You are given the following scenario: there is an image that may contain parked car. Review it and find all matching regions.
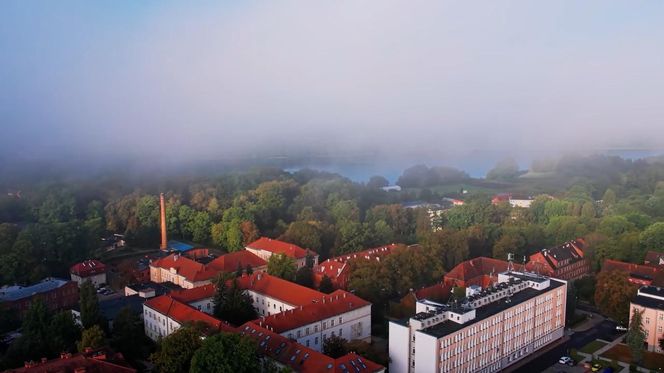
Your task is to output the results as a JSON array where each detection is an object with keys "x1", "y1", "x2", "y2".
[
  {"x1": 558, "y1": 356, "x2": 574, "y2": 366},
  {"x1": 615, "y1": 325, "x2": 628, "y2": 332},
  {"x1": 591, "y1": 362, "x2": 603, "y2": 372}
]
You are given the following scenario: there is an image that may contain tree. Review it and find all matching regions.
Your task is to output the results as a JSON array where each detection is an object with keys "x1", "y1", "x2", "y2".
[
  {"x1": 366, "y1": 176, "x2": 389, "y2": 189},
  {"x1": 626, "y1": 309, "x2": 646, "y2": 364},
  {"x1": 151, "y1": 326, "x2": 203, "y2": 373},
  {"x1": 594, "y1": 270, "x2": 638, "y2": 325},
  {"x1": 322, "y1": 335, "x2": 347, "y2": 358},
  {"x1": 319, "y1": 275, "x2": 334, "y2": 294},
  {"x1": 640, "y1": 222, "x2": 664, "y2": 251},
  {"x1": 295, "y1": 266, "x2": 314, "y2": 288},
  {"x1": 279, "y1": 221, "x2": 322, "y2": 252},
  {"x1": 486, "y1": 158, "x2": 520, "y2": 180},
  {"x1": 213, "y1": 277, "x2": 257, "y2": 326},
  {"x1": 20, "y1": 298, "x2": 52, "y2": 359},
  {"x1": 566, "y1": 281, "x2": 577, "y2": 325},
  {"x1": 111, "y1": 307, "x2": 147, "y2": 360},
  {"x1": 50, "y1": 311, "x2": 81, "y2": 353},
  {"x1": 603, "y1": 188, "x2": 617, "y2": 206},
  {"x1": 189, "y1": 333, "x2": 259, "y2": 373},
  {"x1": 77, "y1": 325, "x2": 105, "y2": 352},
  {"x1": 80, "y1": 281, "x2": 102, "y2": 329},
  {"x1": 267, "y1": 254, "x2": 296, "y2": 281}
]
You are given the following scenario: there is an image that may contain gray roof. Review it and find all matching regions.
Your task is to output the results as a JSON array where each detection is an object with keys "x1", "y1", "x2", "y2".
[{"x1": 0, "y1": 278, "x2": 70, "y2": 302}]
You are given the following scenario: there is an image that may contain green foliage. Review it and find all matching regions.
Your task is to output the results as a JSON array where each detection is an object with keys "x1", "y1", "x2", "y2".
[
  {"x1": 111, "y1": 307, "x2": 149, "y2": 360},
  {"x1": 150, "y1": 326, "x2": 203, "y2": 373},
  {"x1": 295, "y1": 266, "x2": 314, "y2": 288},
  {"x1": 213, "y1": 277, "x2": 258, "y2": 326},
  {"x1": 486, "y1": 158, "x2": 520, "y2": 180},
  {"x1": 319, "y1": 275, "x2": 334, "y2": 294},
  {"x1": 626, "y1": 309, "x2": 646, "y2": 364},
  {"x1": 267, "y1": 254, "x2": 297, "y2": 281},
  {"x1": 189, "y1": 333, "x2": 259, "y2": 373},
  {"x1": 322, "y1": 335, "x2": 348, "y2": 358},
  {"x1": 279, "y1": 221, "x2": 322, "y2": 252},
  {"x1": 366, "y1": 176, "x2": 389, "y2": 189},
  {"x1": 77, "y1": 325, "x2": 106, "y2": 352},
  {"x1": 80, "y1": 281, "x2": 102, "y2": 329},
  {"x1": 640, "y1": 222, "x2": 664, "y2": 251},
  {"x1": 50, "y1": 311, "x2": 81, "y2": 353}
]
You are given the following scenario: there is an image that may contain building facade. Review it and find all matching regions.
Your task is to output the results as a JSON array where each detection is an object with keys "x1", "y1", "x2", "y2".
[
  {"x1": 528, "y1": 239, "x2": 590, "y2": 281},
  {"x1": 246, "y1": 237, "x2": 318, "y2": 269},
  {"x1": 630, "y1": 286, "x2": 664, "y2": 353},
  {"x1": 389, "y1": 271, "x2": 567, "y2": 373},
  {"x1": 0, "y1": 278, "x2": 79, "y2": 317},
  {"x1": 70, "y1": 260, "x2": 107, "y2": 287}
]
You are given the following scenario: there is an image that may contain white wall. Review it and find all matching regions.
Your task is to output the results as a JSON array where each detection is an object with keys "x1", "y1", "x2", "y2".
[
  {"x1": 143, "y1": 304, "x2": 182, "y2": 341},
  {"x1": 413, "y1": 332, "x2": 439, "y2": 373},
  {"x1": 71, "y1": 273, "x2": 106, "y2": 287},
  {"x1": 389, "y1": 321, "x2": 411, "y2": 373}
]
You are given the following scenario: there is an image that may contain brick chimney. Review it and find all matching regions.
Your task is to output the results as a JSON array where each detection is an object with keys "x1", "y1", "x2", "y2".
[{"x1": 160, "y1": 193, "x2": 167, "y2": 250}]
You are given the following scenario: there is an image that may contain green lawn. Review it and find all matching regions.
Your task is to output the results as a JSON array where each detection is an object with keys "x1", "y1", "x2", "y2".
[{"x1": 580, "y1": 340, "x2": 608, "y2": 355}]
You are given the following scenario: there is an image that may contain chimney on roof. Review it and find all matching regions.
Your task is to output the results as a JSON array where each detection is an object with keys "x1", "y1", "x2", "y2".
[{"x1": 160, "y1": 193, "x2": 168, "y2": 250}]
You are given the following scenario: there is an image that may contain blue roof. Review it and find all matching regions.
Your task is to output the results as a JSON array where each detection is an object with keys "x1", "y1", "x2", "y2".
[
  {"x1": 0, "y1": 278, "x2": 70, "y2": 302},
  {"x1": 167, "y1": 240, "x2": 194, "y2": 252}
]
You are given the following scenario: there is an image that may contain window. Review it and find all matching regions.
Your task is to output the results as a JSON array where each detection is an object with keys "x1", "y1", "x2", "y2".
[
  {"x1": 306, "y1": 327, "x2": 310, "y2": 335},
  {"x1": 339, "y1": 317, "x2": 342, "y2": 324},
  {"x1": 331, "y1": 320, "x2": 335, "y2": 327},
  {"x1": 646, "y1": 317, "x2": 650, "y2": 324},
  {"x1": 315, "y1": 337, "x2": 319, "y2": 345}
]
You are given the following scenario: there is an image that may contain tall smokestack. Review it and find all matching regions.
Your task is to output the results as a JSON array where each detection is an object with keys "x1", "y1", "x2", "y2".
[{"x1": 160, "y1": 193, "x2": 167, "y2": 250}]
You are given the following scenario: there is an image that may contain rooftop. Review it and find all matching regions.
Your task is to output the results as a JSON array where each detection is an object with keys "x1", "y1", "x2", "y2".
[
  {"x1": 6, "y1": 349, "x2": 135, "y2": 373},
  {"x1": 419, "y1": 278, "x2": 565, "y2": 338},
  {"x1": 0, "y1": 278, "x2": 72, "y2": 302},
  {"x1": 144, "y1": 295, "x2": 234, "y2": 332},
  {"x1": 70, "y1": 260, "x2": 107, "y2": 277},
  {"x1": 602, "y1": 259, "x2": 664, "y2": 286},
  {"x1": 236, "y1": 273, "x2": 324, "y2": 306},
  {"x1": 246, "y1": 237, "x2": 315, "y2": 259},
  {"x1": 259, "y1": 290, "x2": 370, "y2": 332},
  {"x1": 208, "y1": 250, "x2": 267, "y2": 272},
  {"x1": 167, "y1": 240, "x2": 195, "y2": 252}
]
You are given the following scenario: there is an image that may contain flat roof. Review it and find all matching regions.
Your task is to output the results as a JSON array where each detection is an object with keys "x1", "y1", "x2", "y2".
[
  {"x1": 632, "y1": 294, "x2": 664, "y2": 311},
  {"x1": 639, "y1": 285, "x2": 664, "y2": 298},
  {"x1": 168, "y1": 240, "x2": 195, "y2": 252},
  {"x1": 0, "y1": 278, "x2": 70, "y2": 302},
  {"x1": 419, "y1": 278, "x2": 565, "y2": 339}
]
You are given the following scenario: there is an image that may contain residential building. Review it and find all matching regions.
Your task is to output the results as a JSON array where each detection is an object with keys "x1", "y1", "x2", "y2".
[
  {"x1": 389, "y1": 271, "x2": 567, "y2": 373},
  {"x1": 6, "y1": 349, "x2": 136, "y2": 373},
  {"x1": 443, "y1": 257, "x2": 528, "y2": 289},
  {"x1": 528, "y1": 239, "x2": 590, "y2": 281},
  {"x1": 149, "y1": 250, "x2": 267, "y2": 289},
  {"x1": 246, "y1": 237, "x2": 319, "y2": 269},
  {"x1": 236, "y1": 272, "x2": 326, "y2": 316},
  {"x1": 143, "y1": 293, "x2": 235, "y2": 341},
  {"x1": 601, "y1": 259, "x2": 664, "y2": 286},
  {"x1": 258, "y1": 289, "x2": 371, "y2": 351},
  {"x1": 630, "y1": 286, "x2": 664, "y2": 353},
  {"x1": 240, "y1": 322, "x2": 385, "y2": 372},
  {"x1": 644, "y1": 251, "x2": 664, "y2": 267},
  {"x1": 313, "y1": 244, "x2": 404, "y2": 289},
  {"x1": 0, "y1": 278, "x2": 79, "y2": 317},
  {"x1": 70, "y1": 259, "x2": 107, "y2": 287}
]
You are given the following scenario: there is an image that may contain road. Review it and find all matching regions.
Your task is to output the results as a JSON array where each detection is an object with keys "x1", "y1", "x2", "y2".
[{"x1": 513, "y1": 319, "x2": 622, "y2": 373}]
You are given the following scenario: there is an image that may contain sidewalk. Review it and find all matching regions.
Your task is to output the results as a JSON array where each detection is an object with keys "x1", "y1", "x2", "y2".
[{"x1": 576, "y1": 334, "x2": 629, "y2": 373}]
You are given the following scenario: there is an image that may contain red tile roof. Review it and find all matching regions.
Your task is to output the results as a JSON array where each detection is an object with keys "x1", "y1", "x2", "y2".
[
  {"x1": 169, "y1": 283, "x2": 216, "y2": 303},
  {"x1": 444, "y1": 257, "x2": 526, "y2": 287},
  {"x1": 150, "y1": 254, "x2": 217, "y2": 282},
  {"x1": 644, "y1": 251, "x2": 664, "y2": 267},
  {"x1": 144, "y1": 295, "x2": 234, "y2": 332},
  {"x1": 70, "y1": 260, "x2": 107, "y2": 277},
  {"x1": 246, "y1": 237, "x2": 314, "y2": 259},
  {"x1": 259, "y1": 290, "x2": 370, "y2": 333},
  {"x1": 314, "y1": 260, "x2": 348, "y2": 279},
  {"x1": 236, "y1": 273, "x2": 324, "y2": 306},
  {"x1": 331, "y1": 244, "x2": 403, "y2": 264},
  {"x1": 602, "y1": 259, "x2": 664, "y2": 286},
  {"x1": 530, "y1": 239, "x2": 586, "y2": 270},
  {"x1": 239, "y1": 322, "x2": 383, "y2": 373},
  {"x1": 7, "y1": 350, "x2": 136, "y2": 373},
  {"x1": 208, "y1": 250, "x2": 267, "y2": 272},
  {"x1": 413, "y1": 282, "x2": 453, "y2": 303}
]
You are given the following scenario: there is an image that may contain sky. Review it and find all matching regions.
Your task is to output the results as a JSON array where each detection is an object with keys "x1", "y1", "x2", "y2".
[{"x1": 1, "y1": 1, "x2": 663, "y2": 173}]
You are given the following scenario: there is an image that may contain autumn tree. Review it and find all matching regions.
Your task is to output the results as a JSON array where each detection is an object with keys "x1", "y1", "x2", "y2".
[{"x1": 594, "y1": 270, "x2": 638, "y2": 325}]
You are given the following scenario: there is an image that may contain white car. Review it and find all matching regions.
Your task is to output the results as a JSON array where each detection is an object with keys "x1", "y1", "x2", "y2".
[
  {"x1": 616, "y1": 325, "x2": 628, "y2": 332},
  {"x1": 558, "y1": 356, "x2": 574, "y2": 366}
]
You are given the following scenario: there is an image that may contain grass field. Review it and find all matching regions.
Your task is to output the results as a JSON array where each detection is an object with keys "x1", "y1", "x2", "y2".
[
  {"x1": 600, "y1": 343, "x2": 664, "y2": 370},
  {"x1": 579, "y1": 340, "x2": 608, "y2": 355}
]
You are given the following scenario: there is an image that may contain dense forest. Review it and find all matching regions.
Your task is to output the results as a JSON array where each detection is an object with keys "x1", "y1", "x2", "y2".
[{"x1": 1, "y1": 154, "x2": 664, "y2": 297}]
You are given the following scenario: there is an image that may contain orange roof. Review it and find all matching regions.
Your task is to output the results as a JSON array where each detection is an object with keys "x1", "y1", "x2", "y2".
[
  {"x1": 260, "y1": 290, "x2": 370, "y2": 333},
  {"x1": 7, "y1": 349, "x2": 136, "y2": 373},
  {"x1": 246, "y1": 237, "x2": 314, "y2": 259},
  {"x1": 239, "y1": 322, "x2": 383, "y2": 373},
  {"x1": 208, "y1": 250, "x2": 267, "y2": 272},
  {"x1": 169, "y1": 283, "x2": 216, "y2": 303},
  {"x1": 70, "y1": 259, "x2": 106, "y2": 277},
  {"x1": 331, "y1": 244, "x2": 403, "y2": 264},
  {"x1": 445, "y1": 257, "x2": 523, "y2": 284},
  {"x1": 602, "y1": 259, "x2": 664, "y2": 286},
  {"x1": 236, "y1": 273, "x2": 324, "y2": 306},
  {"x1": 150, "y1": 254, "x2": 217, "y2": 282},
  {"x1": 144, "y1": 295, "x2": 234, "y2": 332},
  {"x1": 314, "y1": 260, "x2": 348, "y2": 279},
  {"x1": 414, "y1": 282, "x2": 453, "y2": 303}
]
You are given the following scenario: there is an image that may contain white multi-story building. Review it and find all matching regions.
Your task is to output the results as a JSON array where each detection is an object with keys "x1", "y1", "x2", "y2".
[
  {"x1": 257, "y1": 289, "x2": 372, "y2": 352},
  {"x1": 389, "y1": 271, "x2": 567, "y2": 373},
  {"x1": 630, "y1": 286, "x2": 664, "y2": 353}
]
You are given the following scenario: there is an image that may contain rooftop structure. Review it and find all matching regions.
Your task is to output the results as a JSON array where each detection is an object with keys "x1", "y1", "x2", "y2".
[
  {"x1": 0, "y1": 278, "x2": 72, "y2": 302},
  {"x1": 239, "y1": 322, "x2": 385, "y2": 373},
  {"x1": 390, "y1": 271, "x2": 567, "y2": 373},
  {"x1": 70, "y1": 260, "x2": 107, "y2": 287},
  {"x1": 246, "y1": 237, "x2": 319, "y2": 269},
  {"x1": 207, "y1": 250, "x2": 267, "y2": 273},
  {"x1": 602, "y1": 259, "x2": 664, "y2": 286},
  {"x1": 236, "y1": 272, "x2": 325, "y2": 309},
  {"x1": 529, "y1": 239, "x2": 590, "y2": 281},
  {"x1": 644, "y1": 251, "x2": 664, "y2": 267},
  {"x1": 6, "y1": 349, "x2": 136, "y2": 373},
  {"x1": 630, "y1": 285, "x2": 664, "y2": 353},
  {"x1": 443, "y1": 256, "x2": 528, "y2": 288}
]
